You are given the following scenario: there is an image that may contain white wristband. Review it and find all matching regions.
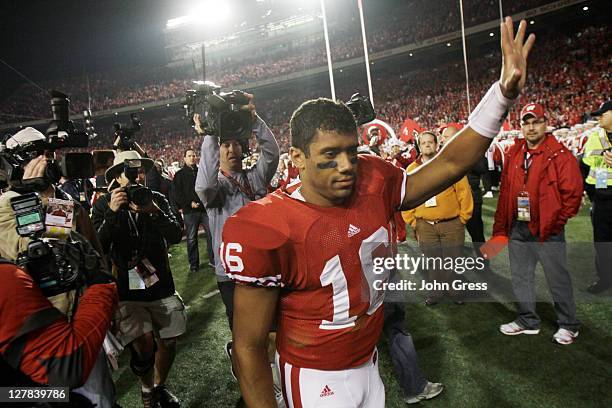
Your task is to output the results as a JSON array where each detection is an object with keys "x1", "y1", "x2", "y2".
[{"x1": 468, "y1": 81, "x2": 515, "y2": 139}]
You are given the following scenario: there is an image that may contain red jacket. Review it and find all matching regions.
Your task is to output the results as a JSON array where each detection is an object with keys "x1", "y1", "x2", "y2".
[
  {"x1": 493, "y1": 135, "x2": 583, "y2": 241},
  {"x1": 0, "y1": 263, "x2": 117, "y2": 387}
]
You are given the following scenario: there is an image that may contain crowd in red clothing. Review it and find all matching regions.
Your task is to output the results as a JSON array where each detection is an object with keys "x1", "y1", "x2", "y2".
[
  {"x1": 0, "y1": 0, "x2": 567, "y2": 123},
  {"x1": 58, "y1": 22, "x2": 607, "y2": 168}
]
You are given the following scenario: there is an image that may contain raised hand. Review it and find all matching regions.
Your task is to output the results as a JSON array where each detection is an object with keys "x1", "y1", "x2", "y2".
[{"x1": 499, "y1": 16, "x2": 536, "y2": 99}]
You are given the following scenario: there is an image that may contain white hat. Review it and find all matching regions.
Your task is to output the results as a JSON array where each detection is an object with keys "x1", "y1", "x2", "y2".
[
  {"x1": 386, "y1": 138, "x2": 403, "y2": 148},
  {"x1": 104, "y1": 150, "x2": 154, "y2": 183},
  {"x1": 5, "y1": 127, "x2": 46, "y2": 150}
]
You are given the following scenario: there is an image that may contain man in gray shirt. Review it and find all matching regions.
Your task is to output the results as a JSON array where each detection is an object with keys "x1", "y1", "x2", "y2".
[{"x1": 194, "y1": 99, "x2": 279, "y2": 330}]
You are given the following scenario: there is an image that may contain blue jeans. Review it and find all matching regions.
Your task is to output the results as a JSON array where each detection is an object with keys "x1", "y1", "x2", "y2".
[
  {"x1": 183, "y1": 211, "x2": 214, "y2": 271},
  {"x1": 383, "y1": 301, "x2": 428, "y2": 398}
]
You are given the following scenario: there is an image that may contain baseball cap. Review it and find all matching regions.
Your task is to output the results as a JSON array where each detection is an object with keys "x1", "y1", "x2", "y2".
[
  {"x1": 520, "y1": 103, "x2": 546, "y2": 121},
  {"x1": 591, "y1": 100, "x2": 612, "y2": 117},
  {"x1": 439, "y1": 122, "x2": 463, "y2": 134}
]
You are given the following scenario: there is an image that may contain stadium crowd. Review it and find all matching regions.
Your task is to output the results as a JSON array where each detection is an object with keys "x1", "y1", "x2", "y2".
[
  {"x1": 63, "y1": 23, "x2": 605, "y2": 167},
  {"x1": 0, "y1": 0, "x2": 569, "y2": 123},
  {"x1": 2, "y1": 0, "x2": 611, "y2": 404}
]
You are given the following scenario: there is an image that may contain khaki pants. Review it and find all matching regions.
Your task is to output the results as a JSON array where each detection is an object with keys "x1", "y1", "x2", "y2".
[{"x1": 415, "y1": 217, "x2": 465, "y2": 299}]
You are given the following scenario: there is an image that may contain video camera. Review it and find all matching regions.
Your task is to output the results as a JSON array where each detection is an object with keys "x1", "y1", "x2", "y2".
[
  {"x1": 0, "y1": 91, "x2": 93, "y2": 192},
  {"x1": 113, "y1": 114, "x2": 142, "y2": 151},
  {"x1": 10, "y1": 193, "x2": 96, "y2": 297},
  {"x1": 184, "y1": 81, "x2": 253, "y2": 143},
  {"x1": 345, "y1": 93, "x2": 376, "y2": 126}
]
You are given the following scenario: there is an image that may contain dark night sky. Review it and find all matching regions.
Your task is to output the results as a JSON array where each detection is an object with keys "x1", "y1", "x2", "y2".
[
  {"x1": 0, "y1": 0, "x2": 334, "y2": 98},
  {"x1": 0, "y1": 0, "x2": 181, "y2": 95}
]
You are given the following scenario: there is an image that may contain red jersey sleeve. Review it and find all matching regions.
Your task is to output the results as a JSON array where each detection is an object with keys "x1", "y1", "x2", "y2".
[
  {"x1": 0, "y1": 264, "x2": 117, "y2": 387},
  {"x1": 221, "y1": 199, "x2": 290, "y2": 288},
  {"x1": 358, "y1": 155, "x2": 407, "y2": 216}
]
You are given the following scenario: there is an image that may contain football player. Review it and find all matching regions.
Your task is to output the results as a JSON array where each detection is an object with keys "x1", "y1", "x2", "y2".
[{"x1": 222, "y1": 17, "x2": 535, "y2": 408}]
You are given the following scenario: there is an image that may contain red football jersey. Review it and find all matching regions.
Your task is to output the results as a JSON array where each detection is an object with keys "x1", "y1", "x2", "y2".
[{"x1": 221, "y1": 155, "x2": 406, "y2": 370}]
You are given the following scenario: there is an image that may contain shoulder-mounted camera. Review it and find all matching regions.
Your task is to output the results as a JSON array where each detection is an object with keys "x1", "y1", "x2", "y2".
[
  {"x1": 0, "y1": 91, "x2": 94, "y2": 192},
  {"x1": 184, "y1": 81, "x2": 253, "y2": 143},
  {"x1": 113, "y1": 114, "x2": 142, "y2": 151}
]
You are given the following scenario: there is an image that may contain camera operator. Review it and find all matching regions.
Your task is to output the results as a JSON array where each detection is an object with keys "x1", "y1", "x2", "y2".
[
  {"x1": 1, "y1": 127, "x2": 121, "y2": 407},
  {"x1": 3, "y1": 128, "x2": 105, "y2": 259},
  {"x1": 194, "y1": 94, "x2": 279, "y2": 330},
  {"x1": 91, "y1": 150, "x2": 185, "y2": 408},
  {"x1": 0, "y1": 168, "x2": 117, "y2": 405}
]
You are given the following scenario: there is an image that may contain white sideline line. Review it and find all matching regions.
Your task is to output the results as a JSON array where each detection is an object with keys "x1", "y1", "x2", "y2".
[{"x1": 202, "y1": 289, "x2": 220, "y2": 299}]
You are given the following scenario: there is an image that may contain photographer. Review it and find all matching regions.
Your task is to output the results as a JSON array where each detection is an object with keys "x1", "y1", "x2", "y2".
[
  {"x1": 1, "y1": 127, "x2": 121, "y2": 406},
  {"x1": 3, "y1": 128, "x2": 105, "y2": 259},
  {"x1": 0, "y1": 188, "x2": 117, "y2": 403},
  {"x1": 194, "y1": 94, "x2": 279, "y2": 330},
  {"x1": 91, "y1": 150, "x2": 184, "y2": 408}
]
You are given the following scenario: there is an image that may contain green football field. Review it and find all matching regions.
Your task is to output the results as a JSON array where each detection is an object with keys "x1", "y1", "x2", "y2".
[{"x1": 112, "y1": 197, "x2": 612, "y2": 408}]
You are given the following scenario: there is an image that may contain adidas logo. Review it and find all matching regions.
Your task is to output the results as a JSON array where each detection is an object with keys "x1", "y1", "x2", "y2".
[
  {"x1": 320, "y1": 385, "x2": 335, "y2": 398},
  {"x1": 348, "y1": 224, "x2": 361, "y2": 237}
]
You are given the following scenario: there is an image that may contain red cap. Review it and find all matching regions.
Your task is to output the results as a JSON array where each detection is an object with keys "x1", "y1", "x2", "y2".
[
  {"x1": 439, "y1": 122, "x2": 463, "y2": 134},
  {"x1": 520, "y1": 103, "x2": 546, "y2": 121}
]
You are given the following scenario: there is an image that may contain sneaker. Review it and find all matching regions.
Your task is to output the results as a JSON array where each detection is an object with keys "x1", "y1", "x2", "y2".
[
  {"x1": 154, "y1": 385, "x2": 180, "y2": 408},
  {"x1": 225, "y1": 341, "x2": 237, "y2": 381},
  {"x1": 499, "y1": 321, "x2": 540, "y2": 336},
  {"x1": 424, "y1": 297, "x2": 439, "y2": 306},
  {"x1": 587, "y1": 280, "x2": 612, "y2": 294},
  {"x1": 271, "y1": 363, "x2": 286, "y2": 408},
  {"x1": 552, "y1": 328, "x2": 579, "y2": 345},
  {"x1": 405, "y1": 381, "x2": 444, "y2": 404},
  {"x1": 141, "y1": 389, "x2": 160, "y2": 408},
  {"x1": 483, "y1": 191, "x2": 494, "y2": 198}
]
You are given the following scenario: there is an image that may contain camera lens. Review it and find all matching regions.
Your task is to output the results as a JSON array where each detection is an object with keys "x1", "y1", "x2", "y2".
[{"x1": 129, "y1": 185, "x2": 153, "y2": 206}]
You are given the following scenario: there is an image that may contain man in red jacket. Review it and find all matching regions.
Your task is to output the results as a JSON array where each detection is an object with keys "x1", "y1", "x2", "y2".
[{"x1": 493, "y1": 103, "x2": 583, "y2": 345}]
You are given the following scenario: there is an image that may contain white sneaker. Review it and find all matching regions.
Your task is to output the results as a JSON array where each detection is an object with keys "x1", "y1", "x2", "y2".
[
  {"x1": 483, "y1": 191, "x2": 494, "y2": 198},
  {"x1": 499, "y1": 321, "x2": 540, "y2": 335},
  {"x1": 405, "y1": 381, "x2": 444, "y2": 404},
  {"x1": 552, "y1": 328, "x2": 579, "y2": 345}
]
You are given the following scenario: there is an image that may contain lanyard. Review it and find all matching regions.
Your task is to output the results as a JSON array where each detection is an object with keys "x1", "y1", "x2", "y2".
[
  {"x1": 220, "y1": 169, "x2": 256, "y2": 201},
  {"x1": 523, "y1": 149, "x2": 532, "y2": 187}
]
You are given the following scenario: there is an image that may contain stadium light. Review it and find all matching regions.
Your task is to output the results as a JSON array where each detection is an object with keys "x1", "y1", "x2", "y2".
[
  {"x1": 446, "y1": 42, "x2": 451, "y2": 47},
  {"x1": 530, "y1": 20, "x2": 535, "y2": 25},
  {"x1": 489, "y1": 32, "x2": 495, "y2": 37},
  {"x1": 583, "y1": 6, "x2": 589, "y2": 11},
  {"x1": 166, "y1": 1, "x2": 230, "y2": 29},
  {"x1": 409, "y1": 53, "x2": 413, "y2": 56}
]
